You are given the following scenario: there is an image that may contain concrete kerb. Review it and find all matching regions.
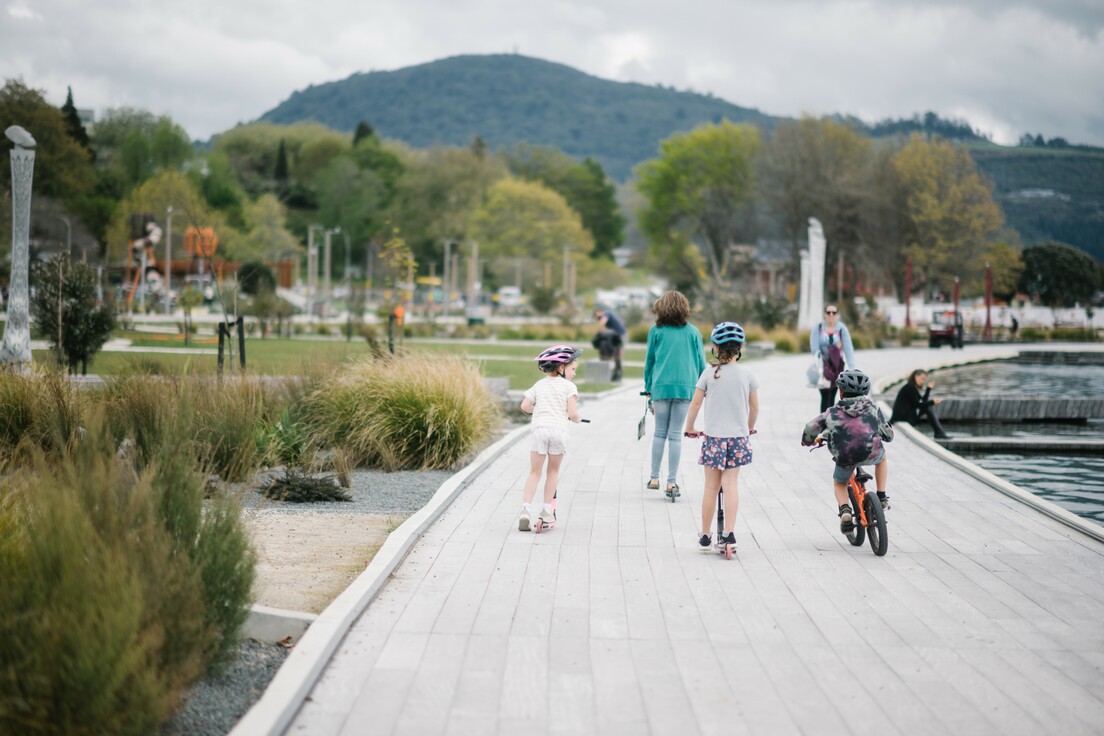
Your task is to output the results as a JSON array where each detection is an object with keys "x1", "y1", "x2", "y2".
[
  {"x1": 229, "y1": 422, "x2": 531, "y2": 736},
  {"x1": 874, "y1": 360, "x2": 1104, "y2": 546}
]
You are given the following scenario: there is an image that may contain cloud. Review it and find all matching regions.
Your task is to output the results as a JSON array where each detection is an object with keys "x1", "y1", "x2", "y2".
[{"x1": 0, "y1": 0, "x2": 1100, "y2": 147}]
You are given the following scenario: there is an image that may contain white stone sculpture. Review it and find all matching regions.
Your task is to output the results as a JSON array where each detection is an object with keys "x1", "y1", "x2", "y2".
[{"x1": 1, "y1": 125, "x2": 36, "y2": 370}]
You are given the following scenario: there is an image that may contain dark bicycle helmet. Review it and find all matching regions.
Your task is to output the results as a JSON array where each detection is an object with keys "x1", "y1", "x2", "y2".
[
  {"x1": 836, "y1": 369, "x2": 871, "y2": 396},
  {"x1": 710, "y1": 321, "x2": 745, "y2": 345},
  {"x1": 536, "y1": 345, "x2": 582, "y2": 371}
]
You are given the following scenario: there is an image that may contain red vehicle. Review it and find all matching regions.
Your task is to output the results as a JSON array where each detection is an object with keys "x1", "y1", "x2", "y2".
[{"x1": 929, "y1": 310, "x2": 964, "y2": 349}]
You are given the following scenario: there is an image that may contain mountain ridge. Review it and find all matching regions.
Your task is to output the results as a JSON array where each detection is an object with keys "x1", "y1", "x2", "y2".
[{"x1": 257, "y1": 54, "x2": 1104, "y2": 258}]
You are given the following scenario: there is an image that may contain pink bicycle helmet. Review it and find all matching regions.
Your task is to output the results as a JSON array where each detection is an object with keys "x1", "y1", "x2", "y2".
[{"x1": 536, "y1": 345, "x2": 583, "y2": 372}]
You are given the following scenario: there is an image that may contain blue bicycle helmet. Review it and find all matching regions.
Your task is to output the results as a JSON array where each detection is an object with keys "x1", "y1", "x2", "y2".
[
  {"x1": 836, "y1": 369, "x2": 871, "y2": 396},
  {"x1": 710, "y1": 321, "x2": 745, "y2": 345}
]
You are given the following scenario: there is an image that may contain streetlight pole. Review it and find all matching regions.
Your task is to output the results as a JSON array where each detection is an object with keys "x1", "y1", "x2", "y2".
[
  {"x1": 341, "y1": 229, "x2": 351, "y2": 295},
  {"x1": 307, "y1": 224, "x2": 324, "y2": 313},
  {"x1": 443, "y1": 239, "x2": 452, "y2": 316},
  {"x1": 164, "y1": 206, "x2": 173, "y2": 314},
  {"x1": 58, "y1": 215, "x2": 71, "y2": 258}
]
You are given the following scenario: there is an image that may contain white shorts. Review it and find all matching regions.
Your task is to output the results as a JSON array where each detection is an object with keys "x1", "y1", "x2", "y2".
[{"x1": 530, "y1": 427, "x2": 568, "y2": 455}]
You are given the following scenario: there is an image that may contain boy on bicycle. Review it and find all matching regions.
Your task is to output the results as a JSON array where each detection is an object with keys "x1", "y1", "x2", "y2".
[{"x1": 801, "y1": 369, "x2": 893, "y2": 533}]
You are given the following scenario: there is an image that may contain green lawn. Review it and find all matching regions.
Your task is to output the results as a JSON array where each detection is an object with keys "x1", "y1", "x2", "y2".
[{"x1": 37, "y1": 335, "x2": 644, "y2": 390}]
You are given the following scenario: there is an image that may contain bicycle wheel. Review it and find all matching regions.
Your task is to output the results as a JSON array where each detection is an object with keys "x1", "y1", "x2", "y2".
[
  {"x1": 863, "y1": 492, "x2": 888, "y2": 556},
  {"x1": 845, "y1": 484, "x2": 865, "y2": 546}
]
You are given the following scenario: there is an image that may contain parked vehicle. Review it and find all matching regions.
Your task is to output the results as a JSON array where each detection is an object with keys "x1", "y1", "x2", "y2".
[{"x1": 929, "y1": 310, "x2": 964, "y2": 348}]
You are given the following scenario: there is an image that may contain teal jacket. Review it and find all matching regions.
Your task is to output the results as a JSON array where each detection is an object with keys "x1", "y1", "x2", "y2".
[{"x1": 644, "y1": 323, "x2": 707, "y2": 400}]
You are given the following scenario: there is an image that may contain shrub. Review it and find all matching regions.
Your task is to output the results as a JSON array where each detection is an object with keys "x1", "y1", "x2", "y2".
[
  {"x1": 1051, "y1": 326, "x2": 1097, "y2": 342},
  {"x1": 766, "y1": 327, "x2": 799, "y2": 353},
  {"x1": 1019, "y1": 326, "x2": 1047, "y2": 341},
  {"x1": 628, "y1": 324, "x2": 650, "y2": 344},
  {"x1": 258, "y1": 406, "x2": 314, "y2": 467},
  {"x1": 308, "y1": 354, "x2": 501, "y2": 470},
  {"x1": 0, "y1": 410, "x2": 256, "y2": 736}
]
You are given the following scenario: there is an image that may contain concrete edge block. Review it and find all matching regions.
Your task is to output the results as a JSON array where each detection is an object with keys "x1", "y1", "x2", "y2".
[{"x1": 242, "y1": 605, "x2": 318, "y2": 645}]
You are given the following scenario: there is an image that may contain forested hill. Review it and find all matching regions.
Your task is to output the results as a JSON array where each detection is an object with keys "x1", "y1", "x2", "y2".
[
  {"x1": 258, "y1": 53, "x2": 1104, "y2": 257},
  {"x1": 257, "y1": 54, "x2": 778, "y2": 181}
]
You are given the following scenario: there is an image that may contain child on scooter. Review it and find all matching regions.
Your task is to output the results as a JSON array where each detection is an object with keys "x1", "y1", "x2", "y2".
[
  {"x1": 683, "y1": 322, "x2": 759, "y2": 553},
  {"x1": 518, "y1": 345, "x2": 583, "y2": 531},
  {"x1": 801, "y1": 369, "x2": 894, "y2": 533}
]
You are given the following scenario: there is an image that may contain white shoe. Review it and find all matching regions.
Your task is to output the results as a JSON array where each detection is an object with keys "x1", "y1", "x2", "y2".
[{"x1": 518, "y1": 508, "x2": 531, "y2": 532}]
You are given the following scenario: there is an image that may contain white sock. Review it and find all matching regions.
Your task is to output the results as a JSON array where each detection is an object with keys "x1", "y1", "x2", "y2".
[{"x1": 542, "y1": 503, "x2": 553, "y2": 512}]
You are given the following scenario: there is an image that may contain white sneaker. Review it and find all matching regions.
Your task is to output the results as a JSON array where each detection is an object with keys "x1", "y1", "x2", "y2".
[
  {"x1": 538, "y1": 508, "x2": 555, "y2": 525},
  {"x1": 518, "y1": 508, "x2": 531, "y2": 532}
]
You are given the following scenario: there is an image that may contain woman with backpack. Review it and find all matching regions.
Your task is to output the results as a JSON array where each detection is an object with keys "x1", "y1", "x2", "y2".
[{"x1": 810, "y1": 304, "x2": 857, "y2": 412}]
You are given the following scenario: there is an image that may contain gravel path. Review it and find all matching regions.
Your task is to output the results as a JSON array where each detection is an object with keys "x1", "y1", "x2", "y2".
[{"x1": 161, "y1": 465, "x2": 459, "y2": 735}]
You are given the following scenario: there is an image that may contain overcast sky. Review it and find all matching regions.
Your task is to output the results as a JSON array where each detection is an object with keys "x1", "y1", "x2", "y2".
[{"x1": 2, "y1": 0, "x2": 1102, "y2": 148}]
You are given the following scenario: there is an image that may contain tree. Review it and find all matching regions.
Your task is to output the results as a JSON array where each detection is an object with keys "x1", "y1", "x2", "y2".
[
  {"x1": 352, "y1": 121, "x2": 375, "y2": 146},
  {"x1": 468, "y1": 178, "x2": 594, "y2": 293},
  {"x1": 92, "y1": 108, "x2": 192, "y2": 192},
  {"x1": 893, "y1": 135, "x2": 1005, "y2": 298},
  {"x1": 973, "y1": 241, "x2": 1023, "y2": 300},
  {"x1": 387, "y1": 144, "x2": 506, "y2": 268},
  {"x1": 760, "y1": 117, "x2": 885, "y2": 285},
  {"x1": 0, "y1": 79, "x2": 94, "y2": 200},
  {"x1": 30, "y1": 255, "x2": 116, "y2": 374},
  {"x1": 237, "y1": 261, "x2": 277, "y2": 295},
  {"x1": 636, "y1": 121, "x2": 760, "y2": 293},
  {"x1": 1017, "y1": 243, "x2": 1102, "y2": 307},
  {"x1": 274, "y1": 139, "x2": 289, "y2": 184},
  {"x1": 60, "y1": 86, "x2": 93, "y2": 158},
  {"x1": 105, "y1": 170, "x2": 214, "y2": 264},
  {"x1": 506, "y1": 144, "x2": 625, "y2": 260},
  {"x1": 236, "y1": 194, "x2": 300, "y2": 263}
]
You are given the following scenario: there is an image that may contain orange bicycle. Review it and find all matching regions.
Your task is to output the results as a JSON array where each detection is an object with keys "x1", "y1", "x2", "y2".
[
  {"x1": 843, "y1": 467, "x2": 888, "y2": 556},
  {"x1": 811, "y1": 441, "x2": 888, "y2": 556}
]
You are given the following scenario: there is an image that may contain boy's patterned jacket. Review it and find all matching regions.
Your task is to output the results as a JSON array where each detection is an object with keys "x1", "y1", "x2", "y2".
[{"x1": 801, "y1": 396, "x2": 894, "y2": 467}]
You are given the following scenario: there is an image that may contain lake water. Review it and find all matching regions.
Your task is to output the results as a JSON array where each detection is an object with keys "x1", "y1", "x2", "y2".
[
  {"x1": 927, "y1": 359, "x2": 1104, "y2": 527},
  {"x1": 959, "y1": 453, "x2": 1104, "y2": 526},
  {"x1": 931, "y1": 361, "x2": 1104, "y2": 398}
]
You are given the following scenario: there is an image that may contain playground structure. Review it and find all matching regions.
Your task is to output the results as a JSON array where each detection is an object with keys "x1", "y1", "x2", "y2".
[{"x1": 123, "y1": 213, "x2": 235, "y2": 311}]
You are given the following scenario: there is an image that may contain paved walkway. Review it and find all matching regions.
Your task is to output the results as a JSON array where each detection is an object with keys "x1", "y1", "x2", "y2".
[{"x1": 287, "y1": 346, "x2": 1104, "y2": 736}]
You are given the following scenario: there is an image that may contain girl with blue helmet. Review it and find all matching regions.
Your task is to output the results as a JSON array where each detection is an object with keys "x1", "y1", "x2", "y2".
[{"x1": 683, "y1": 321, "x2": 760, "y2": 554}]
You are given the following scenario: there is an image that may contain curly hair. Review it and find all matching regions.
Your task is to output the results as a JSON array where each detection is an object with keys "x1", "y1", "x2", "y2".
[{"x1": 652, "y1": 290, "x2": 691, "y2": 327}]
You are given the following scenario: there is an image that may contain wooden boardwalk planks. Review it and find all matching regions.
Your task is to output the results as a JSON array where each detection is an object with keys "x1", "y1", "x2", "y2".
[{"x1": 289, "y1": 346, "x2": 1104, "y2": 736}]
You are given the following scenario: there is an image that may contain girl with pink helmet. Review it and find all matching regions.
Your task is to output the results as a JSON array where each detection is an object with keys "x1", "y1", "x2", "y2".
[{"x1": 518, "y1": 345, "x2": 583, "y2": 531}]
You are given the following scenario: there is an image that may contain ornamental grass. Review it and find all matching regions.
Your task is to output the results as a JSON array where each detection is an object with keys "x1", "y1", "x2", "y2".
[{"x1": 307, "y1": 353, "x2": 501, "y2": 471}]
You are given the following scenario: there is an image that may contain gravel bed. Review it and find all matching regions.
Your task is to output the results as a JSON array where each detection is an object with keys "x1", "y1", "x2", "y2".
[
  {"x1": 239, "y1": 467, "x2": 456, "y2": 515},
  {"x1": 159, "y1": 640, "x2": 288, "y2": 736},
  {"x1": 162, "y1": 466, "x2": 456, "y2": 735}
]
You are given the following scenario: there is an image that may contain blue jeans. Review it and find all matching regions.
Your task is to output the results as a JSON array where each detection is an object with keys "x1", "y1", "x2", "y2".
[{"x1": 650, "y1": 399, "x2": 690, "y2": 485}]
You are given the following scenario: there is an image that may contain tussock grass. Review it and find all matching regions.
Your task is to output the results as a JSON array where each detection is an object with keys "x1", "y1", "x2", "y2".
[
  {"x1": 0, "y1": 371, "x2": 85, "y2": 464},
  {"x1": 308, "y1": 354, "x2": 501, "y2": 471},
  {"x1": 191, "y1": 378, "x2": 266, "y2": 483}
]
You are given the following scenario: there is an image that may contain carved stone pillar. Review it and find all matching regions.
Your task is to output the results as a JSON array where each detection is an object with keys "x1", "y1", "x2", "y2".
[{"x1": 1, "y1": 126, "x2": 36, "y2": 371}]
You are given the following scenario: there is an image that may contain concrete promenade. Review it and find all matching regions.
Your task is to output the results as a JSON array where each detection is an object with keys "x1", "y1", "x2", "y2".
[{"x1": 286, "y1": 346, "x2": 1104, "y2": 735}]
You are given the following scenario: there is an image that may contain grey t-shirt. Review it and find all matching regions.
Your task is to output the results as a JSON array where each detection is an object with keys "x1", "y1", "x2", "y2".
[{"x1": 695, "y1": 363, "x2": 760, "y2": 438}]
